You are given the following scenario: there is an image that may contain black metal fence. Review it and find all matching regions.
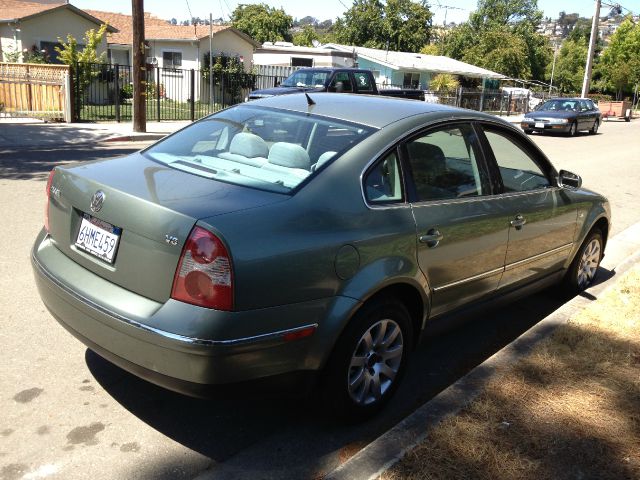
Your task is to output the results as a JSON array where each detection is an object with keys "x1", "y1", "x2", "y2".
[
  {"x1": 74, "y1": 62, "x2": 553, "y2": 123},
  {"x1": 74, "y1": 62, "x2": 290, "y2": 122}
]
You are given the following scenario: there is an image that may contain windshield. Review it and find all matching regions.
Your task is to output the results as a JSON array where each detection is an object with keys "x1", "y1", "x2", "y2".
[
  {"x1": 539, "y1": 99, "x2": 579, "y2": 111},
  {"x1": 144, "y1": 106, "x2": 375, "y2": 193},
  {"x1": 281, "y1": 70, "x2": 330, "y2": 88}
]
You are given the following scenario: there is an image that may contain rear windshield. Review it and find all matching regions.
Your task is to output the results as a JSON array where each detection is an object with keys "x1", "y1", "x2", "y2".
[
  {"x1": 281, "y1": 70, "x2": 330, "y2": 88},
  {"x1": 144, "y1": 105, "x2": 375, "y2": 193}
]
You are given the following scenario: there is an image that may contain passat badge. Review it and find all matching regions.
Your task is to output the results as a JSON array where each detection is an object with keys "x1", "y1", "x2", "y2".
[{"x1": 90, "y1": 191, "x2": 106, "y2": 213}]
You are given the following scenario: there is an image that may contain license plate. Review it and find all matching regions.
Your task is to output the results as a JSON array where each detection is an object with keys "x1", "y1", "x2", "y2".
[
  {"x1": 535, "y1": 122, "x2": 545, "y2": 128},
  {"x1": 75, "y1": 213, "x2": 122, "y2": 264}
]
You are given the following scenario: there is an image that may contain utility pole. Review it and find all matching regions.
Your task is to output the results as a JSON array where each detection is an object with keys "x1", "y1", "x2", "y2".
[
  {"x1": 209, "y1": 13, "x2": 214, "y2": 110},
  {"x1": 549, "y1": 43, "x2": 558, "y2": 95},
  {"x1": 581, "y1": 0, "x2": 601, "y2": 98},
  {"x1": 132, "y1": 0, "x2": 146, "y2": 132}
]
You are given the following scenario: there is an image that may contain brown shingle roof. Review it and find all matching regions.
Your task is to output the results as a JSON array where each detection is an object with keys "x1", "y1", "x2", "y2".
[
  {"x1": 0, "y1": 1, "x2": 116, "y2": 32},
  {"x1": 85, "y1": 9, "x2": 229, "y2": 44},
  {"x1": 0, "y1": 0, "x2": 65, "y2": 21}
]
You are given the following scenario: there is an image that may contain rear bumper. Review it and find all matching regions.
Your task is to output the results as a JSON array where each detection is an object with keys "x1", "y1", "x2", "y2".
[{"x1": 32, "y1": 231, "x2": 358, "y2": 397}]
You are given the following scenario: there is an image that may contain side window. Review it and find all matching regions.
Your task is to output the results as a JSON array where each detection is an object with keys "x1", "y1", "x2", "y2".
[
  {"x1": 364, "y1": 151, "x2": 404, "y2": 204},
  {"x1": 484, "y1": 130, "x2": 551, "y2": 192},
  {"x1": 330, "y1": 72, "x2": 353, "y2": 92},
  {"x1": 405, "y1": 125, "x2": 490, "y2": 202},
  {"x1": 354, "y1": 72, "x2": 374, "y2": 93}
]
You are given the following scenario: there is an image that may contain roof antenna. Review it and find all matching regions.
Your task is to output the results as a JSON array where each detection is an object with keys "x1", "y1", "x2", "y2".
[{"x1": 305, "y1": 92, "x2": 316, "y2": 106}]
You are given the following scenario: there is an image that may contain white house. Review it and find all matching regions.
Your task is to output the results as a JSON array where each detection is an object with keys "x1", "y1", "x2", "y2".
[
  {"x1": 323, "y1": 44, "x2": 505, "y2": 89},
  {"x1": 0, "y1": 0, "x2": 114, "y2": 62},
  {"x1": 254, "y1": 42, "x2": 355, "y2": 68},
  {"x1": 84, "y1": 10, "x2": 260, "y2": 73}
]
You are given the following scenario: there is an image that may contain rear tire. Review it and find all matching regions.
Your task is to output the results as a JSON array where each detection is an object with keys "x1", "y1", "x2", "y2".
[
  {"x1": 322, "y1": 298, "x2": 412, "y2": 421},
  {"x1": 562, "y1": 229, "x2": 603, "y2": 294},
  {"x1": 589, "y1": 120, "x2": 599, "y2": 135},
  {"x1": 523, "y1": 129, "x2": 533, "y2": 134}
]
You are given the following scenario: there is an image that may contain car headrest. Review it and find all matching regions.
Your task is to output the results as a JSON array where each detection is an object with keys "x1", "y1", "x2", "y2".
[
  {"x1": 268, "y1": 142, "x2": 311, "y2": 170},
  {"x1": 407, "y1": 142, "x2": 446, "y2": 171},
  {"x1": 229, "y1": 132, "x2": 269, "y2": 158},
  {"x1": 313, "y1": 151, "x2": 336, "y2": 171}
]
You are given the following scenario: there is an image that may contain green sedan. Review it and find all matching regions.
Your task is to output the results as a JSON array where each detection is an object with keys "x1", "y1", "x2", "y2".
[{"x1": 32, "y1": 93, "x2": 610, "y2": 419}]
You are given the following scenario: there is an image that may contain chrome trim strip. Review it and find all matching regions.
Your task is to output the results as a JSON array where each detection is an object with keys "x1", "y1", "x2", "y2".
[
  {"x1": 504, "y1": 243, "x2": 573, "y2": 271},
  {"x1": 32, "y1": 250, "x2": 317, "y2": 348},
  {"x1": 433, "y1": 267, "x2": 504, "y2": 293}
]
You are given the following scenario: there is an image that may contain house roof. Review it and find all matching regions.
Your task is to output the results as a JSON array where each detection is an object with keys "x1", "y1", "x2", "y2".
[
  {"x1": 85, "y1": 10, "x2": 260, "y2": 47},
  {"x1": 0, "y1": 0, "x2": 116, "y2": 32},
  {"x1": 324, "y1": 44, "x2": 505, "y2": 79}
]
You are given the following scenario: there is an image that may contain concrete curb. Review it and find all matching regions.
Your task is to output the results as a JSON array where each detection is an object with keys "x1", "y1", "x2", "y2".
[
  {"x1": 103, "y1": 133, "x2": 166, "y2": 142},
  {"x1": 324, "y1": 221, "x2": 640, "y2": 480}
]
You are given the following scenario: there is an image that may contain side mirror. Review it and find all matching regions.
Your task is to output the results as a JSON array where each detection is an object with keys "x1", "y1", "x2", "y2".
[{"x1": 558, "y1": 169, "x2": 582, "y2": 189}]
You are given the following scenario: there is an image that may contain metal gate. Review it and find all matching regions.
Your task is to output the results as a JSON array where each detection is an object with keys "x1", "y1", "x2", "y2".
[{"x1": 0, "y1": 63, "x2": 70, "y2": 121}]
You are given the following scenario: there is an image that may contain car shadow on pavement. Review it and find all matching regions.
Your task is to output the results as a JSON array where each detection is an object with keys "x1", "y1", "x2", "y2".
[
  {"x1": 0, "y1": 146, "x2": 142, "y2": 180},
  {"x1": 85, "y1": 267, "x2": 614, "y2": 480}
]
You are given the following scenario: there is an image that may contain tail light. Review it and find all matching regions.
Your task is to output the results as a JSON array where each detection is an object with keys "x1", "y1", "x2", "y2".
[
  {"x1": 44, "y1": 169, "x2": 56, "y2": 233},
  {"x1": 171, "y1": 226, "x2": 233, "y2": 310}
]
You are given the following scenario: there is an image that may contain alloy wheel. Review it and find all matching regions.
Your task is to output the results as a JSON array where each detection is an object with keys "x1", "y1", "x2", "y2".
[
  {"x1": 577, "y1": 238, "x2": 601, "y2": 289},
  {"x1": 347, "y1": 319, "x2": 404, "y2": 406}
]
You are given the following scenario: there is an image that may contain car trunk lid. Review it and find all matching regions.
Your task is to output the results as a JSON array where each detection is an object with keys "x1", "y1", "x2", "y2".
[{"x1": 47, "y1": 153, "x2": 287, "y2": 303}]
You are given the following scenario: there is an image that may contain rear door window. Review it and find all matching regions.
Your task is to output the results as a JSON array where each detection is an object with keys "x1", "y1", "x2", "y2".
[
  {"x1": 330, "y1": 72, "x2": 353, "y2": 92},
  {"x1": 364, "y1": 151, "x2": 404, "y2": 204}
]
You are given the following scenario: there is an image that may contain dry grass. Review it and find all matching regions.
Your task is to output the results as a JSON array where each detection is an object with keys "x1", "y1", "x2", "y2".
[{"x1": 383, "y1": 266, "x2": 640, "y2": 480}]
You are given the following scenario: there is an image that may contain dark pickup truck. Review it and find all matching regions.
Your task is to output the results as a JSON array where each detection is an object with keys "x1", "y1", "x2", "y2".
[{"x1": 248, "y1": 68, "x2": 425, "y2": 101}]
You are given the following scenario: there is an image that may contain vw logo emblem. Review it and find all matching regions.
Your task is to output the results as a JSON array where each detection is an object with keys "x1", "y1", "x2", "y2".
[{"x1": 90, "y1": 190, "x2": 106, "y2": 213}]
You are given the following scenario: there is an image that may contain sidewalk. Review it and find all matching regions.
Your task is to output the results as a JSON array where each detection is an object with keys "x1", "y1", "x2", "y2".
[{"x1": 0, "y1": 118, "x2": 189, "y2": 148}]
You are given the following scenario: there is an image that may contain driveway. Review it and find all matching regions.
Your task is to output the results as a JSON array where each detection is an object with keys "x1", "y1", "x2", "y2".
[{"x1": 0, "y1": 120, "x2": 638, "y2": 480}]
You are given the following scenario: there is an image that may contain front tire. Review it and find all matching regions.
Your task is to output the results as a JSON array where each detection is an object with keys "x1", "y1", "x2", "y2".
[
  {"x1": 589, "y1": 120, "x2": 599, "y2": 135},
  {"x1": 568, "y1": 122, "x2": 578, "y2": 136},
  {"x1": 322, "y1": 298, "x2": 413, "y2": 421},
  {"x1": 562, "y1": 229, "x2": 603, "y2": 294},
  {"x1": 523, "y1": 129, "x2": 533, "y2": 134}
]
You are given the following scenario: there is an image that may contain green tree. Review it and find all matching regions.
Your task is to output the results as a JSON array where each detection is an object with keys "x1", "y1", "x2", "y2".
[
  {"x1": 549, "y1": 38, "x2": 587, "y2": 93},
  {"x1": 293, "y1": 25, "x2": 319, "y2": 47},
  {"x1": 231, "y1": 4, "x2": 293, "y2": 43},
  {"x1": 55, "y1": 24, "x2": 108, "y2": 99},
  {"x1": 420, "y1": 44, "x2": 439, "y2": 55},
  {"x1": 596, "y1": 18, "x2": 640, "y2": 99},
  {"x1": 334, "y1": 0, "x2": 432, "y2": 52},
  {"x1": 55, "y1": 23, "x2": 108, "y2": 66},
  {"x1": 429, "y1": 73, "x2": 459, "y2": 91},
  {"x1": 442, "y1": 0, "x2": 551, "y2": 80}
]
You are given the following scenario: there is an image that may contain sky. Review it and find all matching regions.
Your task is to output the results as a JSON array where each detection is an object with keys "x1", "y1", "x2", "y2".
[{"x1": 70, "y1": 0, "x2": 620, "y2": 25}]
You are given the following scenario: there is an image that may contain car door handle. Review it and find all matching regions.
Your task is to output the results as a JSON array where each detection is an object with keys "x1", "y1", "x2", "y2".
[
  {"x1": 510, "y1": 214, "x2": 526, "y2": 230},
  {"x1": 419, "y1": 229, "x2": 443, "y2": 247}
]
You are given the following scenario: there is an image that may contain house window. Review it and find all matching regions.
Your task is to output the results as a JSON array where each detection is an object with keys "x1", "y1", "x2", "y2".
[
  {"x1": 163, "y1": 51, "x2": 182, "y2": 69},
  {"x1": 291, "y1": 57, "x2": 313, "y2": 67},
  {"x1": 403, "y1": 72, "x2": 420, "y2": 89},
  {"x1": 39, "y1": 41, "x2": 64, "y2": 64}
]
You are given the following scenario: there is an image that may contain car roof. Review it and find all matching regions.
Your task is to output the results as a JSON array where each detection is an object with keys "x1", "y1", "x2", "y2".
[
  {"x1": 245, "y1": 93, "x2": 499, "y2": 129},
  {"x1": 548, "y1": 97, "x2": 591, "y2": 101}
]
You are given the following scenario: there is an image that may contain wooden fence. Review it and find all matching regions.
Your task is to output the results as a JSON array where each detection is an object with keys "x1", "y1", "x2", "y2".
[{"x1": 0, "y1": 63, "x2": 71, "y2": 121}]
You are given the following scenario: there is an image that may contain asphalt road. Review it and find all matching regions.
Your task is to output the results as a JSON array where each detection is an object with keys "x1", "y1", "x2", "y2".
[{"x1": 1, "y1": 120, "x2": 639, "y2": 480}]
